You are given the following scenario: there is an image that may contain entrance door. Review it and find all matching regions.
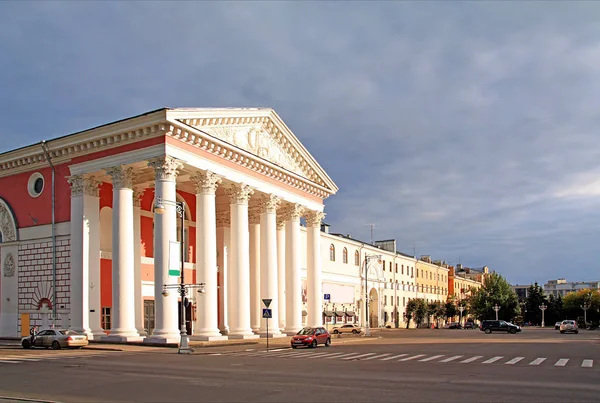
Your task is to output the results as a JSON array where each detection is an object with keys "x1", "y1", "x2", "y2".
[{"x1": 144, "y1": 300, "x2": 155, "y2": 335}]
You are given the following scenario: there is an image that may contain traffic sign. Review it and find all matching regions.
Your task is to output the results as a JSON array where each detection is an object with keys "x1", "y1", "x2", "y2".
[
  {"x1": 324, "y1": 293, "x2": 331, "y2": 301},
  {"x1": 262, "y1": 298, "x2": 272, "y2": 308},
  {"x1": 262, "y1": 308, "x2": 272, "y2": 319}
]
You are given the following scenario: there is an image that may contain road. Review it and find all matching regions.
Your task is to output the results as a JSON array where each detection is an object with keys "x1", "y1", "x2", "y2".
[{"x1": 0, "y1": 328, "x2": 598, "y2": 403}]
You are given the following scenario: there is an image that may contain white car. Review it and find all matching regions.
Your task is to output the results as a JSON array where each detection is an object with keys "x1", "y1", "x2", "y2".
[
  {"x1": 332, "y1": 324, "x2": 362, "y2": 334},
  {"x1": 559, "y1": 320, "x2": 578, "y2": 334}
]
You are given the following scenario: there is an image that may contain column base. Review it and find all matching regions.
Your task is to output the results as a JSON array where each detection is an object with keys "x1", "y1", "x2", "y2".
[
  {"x1": 88, "y1": 329, "x2": 107, "y2": 340},
  {"x1": 228, "y1": 332, "x2": 260, "y2": 340},
  {"x1": 103, "y1": 334, "x2": 144, "y2": 343},
  {"x1": 190, "y1": 334, "x2": 229, "y2": 341},
  {"x1": 284, "y1": 327, "x2": 302, "y2": 336},
  {"x1": 144, "y1": 334, "x2": 181, "y2": 344},
  {"x1": 258, "y1": 332, "x2": 287, "y2": 339}
]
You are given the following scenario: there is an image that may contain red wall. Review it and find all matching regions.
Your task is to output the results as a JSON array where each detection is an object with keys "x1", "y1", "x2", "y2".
[{"x1": 100, "y1": 258, "x2": 112, "y2": 307}]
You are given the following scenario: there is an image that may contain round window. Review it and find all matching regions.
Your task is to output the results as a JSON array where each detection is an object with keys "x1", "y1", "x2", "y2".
[{"x1": 28, "y1": 172, "x2": 45, "y2": 198}]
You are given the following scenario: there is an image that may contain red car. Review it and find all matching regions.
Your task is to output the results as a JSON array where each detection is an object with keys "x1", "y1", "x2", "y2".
[{"x1": 290, "y1": 327, "x2": 331, "y2": 348}]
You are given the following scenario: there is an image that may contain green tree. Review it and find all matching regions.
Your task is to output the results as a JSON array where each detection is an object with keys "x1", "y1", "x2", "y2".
[
  {"x1": 414, "y1": 299, "x2": 428, "y2": 328},
  {"x1": 545, "y1": 294, "x2": 564, "y2": 325},
  {"x1": 405, "y1": 299, "x2": 418, "y2": 329},
  {"x1": 524, "y1": 283, "x2": 547, "y2": 325},
  {"x1": 562, "y1": 289, "x2": 600, "y2": 327},
  {"x1": 466, "y1": 272, "x2": 519, "y2": 322},
  {"x1": 444, "y1": 299, "x2": 457, "y2": 321}
]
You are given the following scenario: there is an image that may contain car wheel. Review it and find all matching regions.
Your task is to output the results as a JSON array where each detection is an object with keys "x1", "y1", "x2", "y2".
[
  {"x1": 291, "y1": 345, "x2": 297, "y2": 349},
  {"x1": 325, "y1": 338, "x2": 331, "y2": 347},
  {"x1": 311, "y1": 340, "x2": 317, "y2": 348},
  {"x1": 333, "y1": 330, "x2": 339, "y2": 334},
  {"x1": 560, "y1": 330, "x2": 564, "y2": 334},
  {"x1": 509, "y1": 328, "x2": 516, "y2": 334},
  {"x1": 21, "y1": 339, "x2": 31, "y2": 349},
  {"x1": 575, "y1": 330, "x2": 579, "y2": 334},
  {"x1": 51, "y1": 341, "x2": 61, "y2": 350},
  {"x1": 484, "y1": 328, "x2": 491, "y2": 334},
  {"x1": 352, "y1": 329, "x2": 358, "y2": 334}
]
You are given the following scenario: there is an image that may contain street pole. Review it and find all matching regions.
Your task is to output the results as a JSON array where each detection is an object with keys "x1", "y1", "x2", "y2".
[
  {"x1": 539, "y1": 303, "x2": 547, "y2": 328},
  {"x1": 458, "y1": 306, "x2": 465, "y2": 327},
  {"x1": 582, "y1": 301, "x2": 590, "y2": 328},
  {"x1": 364, "y1": 255, "x2": 370, "y2": 337},
  {"x1": 493, "y1": 304, "x2": 500, "y2": 321}
]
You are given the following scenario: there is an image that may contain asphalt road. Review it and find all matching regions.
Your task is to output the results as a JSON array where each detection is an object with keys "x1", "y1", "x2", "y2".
[{"x1": 0, "y1": 328, "x2": 598, "y2": 403}]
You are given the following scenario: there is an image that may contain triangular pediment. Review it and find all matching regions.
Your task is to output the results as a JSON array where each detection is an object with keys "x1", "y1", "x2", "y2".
[{"x1": 170, "y1": 108, "x2": 338, "y2": 196}]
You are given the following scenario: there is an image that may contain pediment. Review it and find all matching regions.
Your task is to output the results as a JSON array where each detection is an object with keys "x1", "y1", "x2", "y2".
[{"x1": 173, "y1": 109, "x2": 338, "y2": 195}]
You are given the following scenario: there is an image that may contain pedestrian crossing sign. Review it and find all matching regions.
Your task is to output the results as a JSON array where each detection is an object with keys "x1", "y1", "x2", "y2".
[{"x1": 262, "y1": 308, "x2": 272, "y2": 319}]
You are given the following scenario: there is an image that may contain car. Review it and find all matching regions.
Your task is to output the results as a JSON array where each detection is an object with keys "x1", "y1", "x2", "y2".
[
  {"x1": 22, "y1": 329, "x2": 88, "y2": 349},
  {"x1": 480, "y1": 320, "x2": 521, "y2": 334},
  {"x1": 332, "y1": 324, "x2": 362, "y2": 334},
  {"x1": 443, "y1": 322, "x2": 462, "y2": 329},
  {"x1": 554, "y1": 322, "x2": 562, "y2": 330},
  {"x1": 463, "y1": 322, "x2": 476, "y2": 329},
  {"x1": 559, "y1": 320, "x2": 578, "y2": 334},
  {"x1": 290, "y1": 327, "x2": 331, "y2": 348}
]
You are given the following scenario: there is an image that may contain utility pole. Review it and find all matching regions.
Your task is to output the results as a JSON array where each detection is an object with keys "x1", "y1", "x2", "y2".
[{"x1": 365, "y1": 223, "x2": 376, "y2": 245}]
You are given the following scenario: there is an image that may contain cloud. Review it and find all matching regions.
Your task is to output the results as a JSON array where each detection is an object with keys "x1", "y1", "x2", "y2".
[{"x1": 1, "y1": 1, "x2": 600, "y2": 284}]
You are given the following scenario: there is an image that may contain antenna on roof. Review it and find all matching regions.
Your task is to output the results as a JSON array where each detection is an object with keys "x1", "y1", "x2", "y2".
[{"x1": 365, "y1": 223, "x2": 376, "y2": 244}]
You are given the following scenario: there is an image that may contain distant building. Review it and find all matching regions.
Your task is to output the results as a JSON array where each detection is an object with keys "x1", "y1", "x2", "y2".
[
  {"x1": 448, "y1": 264, "x2": 488, "y2": 302},
  {"x1": 543, "y1": 279, "x2": 600, "y2": 298},
  {"x1": 511, "y1": 284, "x2": 532, "y2": 301}
]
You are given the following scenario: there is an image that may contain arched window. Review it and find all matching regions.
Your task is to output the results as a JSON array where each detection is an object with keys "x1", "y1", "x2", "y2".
[
  {"x1": 329, "y1": 244, "x2": 335, "y2": 261},
  {"x1": 354, "y1": 250, "x2": 360, "y2": 266},
  {"x1": 342, "y1": 247, "x2": 348, "y2": 264}
]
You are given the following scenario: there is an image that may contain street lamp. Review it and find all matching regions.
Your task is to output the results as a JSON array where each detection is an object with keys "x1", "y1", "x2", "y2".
[
  {"x1": 539, "y1": 303, "x2": 547, "y2": 328},
  {"x1": 493, "y1": 304, "x2": 500, "y2": 321},
  {"x1": 363, "y1": 253, "x2": 382, "y2": 337},
  {"x1": 582, "y1": 300, "x2": 591, "y2": 329},
  {"x1": 154, "y1": 196, "x2": 206, "y2": 354},
  {"x1": 458, "y1": 306, "x2": 465, "y2": 327}
]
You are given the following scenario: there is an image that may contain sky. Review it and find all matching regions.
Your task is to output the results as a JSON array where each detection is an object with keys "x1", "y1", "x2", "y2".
[{"x1": 1, "y1": 1, "x2": 600, "y2": 285}]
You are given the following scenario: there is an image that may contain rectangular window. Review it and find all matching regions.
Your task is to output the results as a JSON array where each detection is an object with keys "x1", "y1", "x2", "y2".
[
  {"x1": 101, "y1": 307, "x2": 111, "y2": 330},
  {"x1": 395, "y1": 263, "x2": 398, "y2": 273}
]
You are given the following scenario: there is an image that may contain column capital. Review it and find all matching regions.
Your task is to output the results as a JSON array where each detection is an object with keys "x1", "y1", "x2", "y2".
[
  {"x1": 259, "y1": 194, "x2": 281, "y2": 214},
  {"x1": 248, "y1": 207, "x2": 261, "y2": 225},
  {"x1": 106, "y1": 166, "x2": 136, "y2": 189},
  {"x1": 191, "y1": 170, "x2": 222, "y2": 195},
  {"x1": 147, "y1": 156, "x2": 183, "y2": 182},
  {"x1": 276, "y1": 214, "x2": 286, "y2": 230},
  {"x1": 133, "y1": 188, "x2": 145, "y2": 207},
  {"x1": 216, "y1": 212, "x2": 231, "y2": 228},
  {"x1": 304, "y1": 211, "x2": 326, "y2": 227},
  {"x1": 67, "y1": 174, "x2": 102, "y2": 197},
  {"x1": 227, "y1": 183, "x2": 254, "y2": 205},
  {"x1": 280, "y1": 203, "x2": 305, "y2": 222}
]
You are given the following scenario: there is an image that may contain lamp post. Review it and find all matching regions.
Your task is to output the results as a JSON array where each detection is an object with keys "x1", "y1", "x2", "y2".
[
  {"x1": 363, "y1": 253, "x2": 382, "y2": 337},
  {"x1": 458, "y1": 306, "x2": 465, "y2": 327},
  {"x1": 539, "y1": 303, "x2": 547, "y2": 328},
  {"x1": 582, "y1": 300, "x2": 591, "y2": 329},
  {"x1": 154, "y1": 197, "x2": 206, "y2": 354},
  {"x1": 493, "y1": 304, "x2": 500, "y2": 321}
]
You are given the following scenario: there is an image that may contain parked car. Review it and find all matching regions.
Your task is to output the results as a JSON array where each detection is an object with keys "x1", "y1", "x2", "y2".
[
  {"x1": 559, "y1": 320, "x2": 578, "y2": 334},
  {"x1": 554, "y1": 322, "x2": 562, "y2": 330},
  {"x1": 463, "y1": 322, "x2": 476, "y2": 329},
  {"x1": 22, "y1": 329, "x2": 88, "y2": 349},
  {"x1": 290, "y1": 327, "x2": 331, "y2": 348},
  {"x1": 480, "y1": 320, "x2": 521, "y2": 334},
  {"x1": 332, "y1": 324, "x2": 362, "y2": 334},
  {"x1": 443, "y1": 322, "x2": 462, "y2": 329}
]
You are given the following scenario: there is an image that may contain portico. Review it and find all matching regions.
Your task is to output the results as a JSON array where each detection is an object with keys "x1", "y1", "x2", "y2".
[{"x1": 64, "y1": 108, "x2": 338, "y2": 342}]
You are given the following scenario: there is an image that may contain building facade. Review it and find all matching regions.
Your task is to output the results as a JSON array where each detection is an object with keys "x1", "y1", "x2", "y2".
[
  {"x1": 415, "y1": 256, "x2": 450, "y2": 304},
  {"x1": 543, "y1": 279, "x2": 600, "y2": 298},
  {"x1": 448, "y1": 264, "x2": 487, "y2": 303}
]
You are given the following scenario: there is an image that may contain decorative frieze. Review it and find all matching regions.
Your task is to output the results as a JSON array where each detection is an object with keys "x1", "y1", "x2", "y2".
[
  {"x1": 67, "y1": 174, "x2": 102, "y2": 197},
  {"x1": 3, "y1": 253, "x2": 15, "y2": 277},
  {"x1": 105, "y1": 166, "x2": 136, "y2": 189},
  {"x1": 280, "y1": 203, "x2": 305, "y2": 222},
  {"x1": 228, "y1": 183, "x2": 254, "y2": 205},
  {"x1": 259, "y1": 194, "x2": 281, "y2": 214},
  {"x1": 305, "y1": 211, "x2": 326, "y2": 227},
  {"x1": 0, "y1": 200, "x2": 17, "y2": 242},
  {"x1": 191, "y1": 170, "x2": 222, "y2": 195},
  {"x1": 147, "y1": 156, "x2": 183, "y2": 182},
  {"x1": 216, "y1": 212, "x2": 231, "y2": 228}
]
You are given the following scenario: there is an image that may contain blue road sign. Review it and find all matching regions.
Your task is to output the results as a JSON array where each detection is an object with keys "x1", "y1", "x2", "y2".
[
  {"x1": 262, "y1": 308, "x2": 272, "y2": 319},
  {"x1": 324, "y1": 293, "x2": 331, "y2": 300}
]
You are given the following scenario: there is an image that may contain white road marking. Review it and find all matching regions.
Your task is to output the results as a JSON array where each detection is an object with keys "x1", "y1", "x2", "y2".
[
  {"x1": 399, "y1": 354, "x2": 426, "y2": 361},
  {"x1": 362, "y1": 353, "x2": 392, "y2": 360},
  {"x1": 555, "y1": 359, "x2": 569, "y2": 367},
  {"x1": 306, "y1": 352, "x2": 344, "y2": 359},
  {"x1": 342, "y1": 353, "x2": 376, "y2": 360},
  {"x1": 439, "y1": 355, "x2": 463, "y2": 363},
  {"x1": 529, "y1": 358, "x2": 546, "y2": 366},
  {"x1": 482, "y1": 356, "x2": 503, "y2": 364},
  {"x1": 505, "y1": 357, "x2": 525, "y2": 365},
  {"x1": 380, "y1": 354, "x2": 409, "y2": 361},
  {"x1": 581, "y1": 360, "x2": 593, "y2": 368},
  {"x1": 419, "y1": 355, "x2": 445, "y2": 362},
  {"x1": 0, "y1": 360, "x2": 21, "y2": 364},
  {"x1": 303, "y1": 352, "x2": 335, "y2": 359},
  {"x1": 327, "y1": 353, "x2": 360, "y2": 360},
  {"x1": 460, "y1": 356, "x2": 483, "y2": 363}
]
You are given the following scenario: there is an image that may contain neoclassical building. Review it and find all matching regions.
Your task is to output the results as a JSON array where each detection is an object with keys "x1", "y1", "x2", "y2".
[{"x1": 0, "y1": 108, "x2": 339, "y2": 342}]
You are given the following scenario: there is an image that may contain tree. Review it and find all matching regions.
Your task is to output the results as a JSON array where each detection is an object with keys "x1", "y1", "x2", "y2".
[
  {"x1": 562, "y1": 289, "x2": 600, "y2": 327},
  {"x1": 414, "y1": 299, "x2": 428, "y2": 328},
  {"x1": 405, "y1": 299, "x2": 418, "y2": 329},
  {"x1": 545, "y1": 294, "x2": 564, "y2": 325},
  {"x1": 445, "y1": 299, "x2": 457, "y2": 321},
  {"x1": 466, "y1": 272, "x2": 519, "y2": 322},
  {"x1": 524, "y1": 282, "x2": 546, "y2": 325}
]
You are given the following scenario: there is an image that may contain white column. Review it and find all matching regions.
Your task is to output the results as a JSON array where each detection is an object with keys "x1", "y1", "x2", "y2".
[
  {"x1": 305, "y1": 210, "x2": 325, "y2": 328},
  {"x1": 227, "y1": 183, "x2": 258, "y2": 339},
  {"x1": 191, "y1": 171, "x2": 226, "y2": 341},
  {"x1": 0, "y1": 245, "x2": 19, "y2": 338},
  {"x1": 283, "y1": 203, "x2": 304, "y2": 335},
  {"x1": 249, "y1": 208, "x2": 261, "y2": 333},
  {"x1": 87, "y1": 180, "x2": 103, "y2": 339},
  {"x1": 144, "y1": 156, "x2": 182, "y2": 343},
  {"x1": 216, "y1": 213, "x2": 230, "y2": 335},
  {"x1": 133, "y1": 189, "x2": 145, "y2": 336},
  {"x1": 276, "y1": 216, "x2": 286, "y2": 332},
  {"x1": 258, "y1": 195, "x2": 284, "y2": 337},
  {"x1": 104, "y1": 166, "x2": 140, "y2": 341}
]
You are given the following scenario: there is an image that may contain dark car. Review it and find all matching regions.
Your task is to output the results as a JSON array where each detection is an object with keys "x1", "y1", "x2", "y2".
[
  {"x1": 463, "y1": 322, "x2": 476, "y2": 329},
  {"x1": 290, "y1": 327, "x2": 331, "y2": 348},
  {"x1": 480, "y1": 320, "x2": 521, "y2": 334}
]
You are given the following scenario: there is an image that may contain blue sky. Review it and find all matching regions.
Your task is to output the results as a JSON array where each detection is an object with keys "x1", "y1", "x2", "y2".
[{"x1": 2, "y1": 1, "x2": 600, "y2": 285}]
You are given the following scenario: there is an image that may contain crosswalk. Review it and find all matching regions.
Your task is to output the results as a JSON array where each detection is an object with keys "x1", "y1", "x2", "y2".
[
  {"x1": 0, "y1": 350, "x2": 122, "y2": 365},
  {"x1": 213, "y1": 349, "x2": 596, "y2": 369}
]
